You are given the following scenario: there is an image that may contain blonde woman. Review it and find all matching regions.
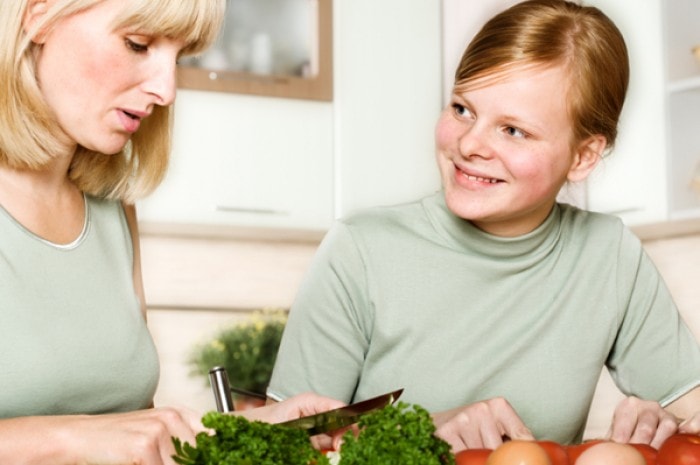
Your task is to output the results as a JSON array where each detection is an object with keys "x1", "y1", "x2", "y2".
[{"x1": 0, "y1": 1, "x2": 344, "y2": 463}]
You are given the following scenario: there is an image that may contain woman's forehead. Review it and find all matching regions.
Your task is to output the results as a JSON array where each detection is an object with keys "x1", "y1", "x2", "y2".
[{"x1": 112, "y1": 0, "x2": 223, "y2": 54}]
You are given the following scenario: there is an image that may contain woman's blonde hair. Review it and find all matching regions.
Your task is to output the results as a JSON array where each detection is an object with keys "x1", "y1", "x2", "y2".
[
  {"x1": 454, "y1": 0, "x2": 629, "y2": 151},
  {"x1": 0, "y1": 0, "x2": 225, "y2": 201}
]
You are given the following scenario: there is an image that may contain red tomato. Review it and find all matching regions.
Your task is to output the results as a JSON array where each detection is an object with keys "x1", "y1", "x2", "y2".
[
  {"x1": 629, "y1": 443, "x2": 658, "y2": 465},
  {"x1": 455, "y1": 448, "x2": 493, "y2": 465},
  {"x1": 536, "y1": 440, "x2": 569, "y2": 465},
  {"x1": 657, "y1": 433, "x2": 700, "y2": 465},
  {"x1": 566, "y1": 439, "x2": 604, "y2": 464}
]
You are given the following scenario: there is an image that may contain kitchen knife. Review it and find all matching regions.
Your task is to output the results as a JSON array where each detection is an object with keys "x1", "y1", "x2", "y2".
[{"x1": 278, "y1": 388, "x2": 403, "y2": 435}]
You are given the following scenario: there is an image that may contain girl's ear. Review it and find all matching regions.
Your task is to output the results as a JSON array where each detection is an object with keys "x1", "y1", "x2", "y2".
[
  {"x1": 23, "y1": 0, "x2": 50, "y2": 44},
  {"x1": 567, "y1": 134, "x2": 606, "y2": 183}
]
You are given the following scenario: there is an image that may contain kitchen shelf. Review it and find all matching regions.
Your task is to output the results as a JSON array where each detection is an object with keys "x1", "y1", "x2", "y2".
[
  {"x1": 667, "y1": 75, "x2": 700, "y2": 94},
  {"x1": 177, "y1": 0, "x2": 332, "y2": 101}
]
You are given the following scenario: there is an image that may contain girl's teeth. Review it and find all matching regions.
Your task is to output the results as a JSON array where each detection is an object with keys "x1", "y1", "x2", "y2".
[{"x1": 466, "y1": 174, "x2": 498, "y2": 184}]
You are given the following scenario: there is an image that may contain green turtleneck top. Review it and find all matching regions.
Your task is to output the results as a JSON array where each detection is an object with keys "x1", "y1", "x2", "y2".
[{"x1": 269, "y1": 191, "x2": 700, "y2": 443}]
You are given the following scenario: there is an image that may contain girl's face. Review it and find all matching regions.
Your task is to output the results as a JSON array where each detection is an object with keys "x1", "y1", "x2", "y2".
[
  {"x1": 29, "y1": 0, "x2": 185, "y2": 155},
  {"x1": 435, "y1": 64, "x2": 601, "y2": 237}
]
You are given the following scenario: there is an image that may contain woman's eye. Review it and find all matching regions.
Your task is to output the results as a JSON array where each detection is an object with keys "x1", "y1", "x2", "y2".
[{"x1": 125, "y1": 38, "x2": 149, "y2": 53}]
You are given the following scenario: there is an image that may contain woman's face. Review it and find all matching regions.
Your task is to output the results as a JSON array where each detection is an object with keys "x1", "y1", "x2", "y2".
[
  {"x1": 435, "y1": 64, "x2": 596, "y2": 237},
  {"x1": 30, "y1": 0, "x2": 185, "y2": 155}
]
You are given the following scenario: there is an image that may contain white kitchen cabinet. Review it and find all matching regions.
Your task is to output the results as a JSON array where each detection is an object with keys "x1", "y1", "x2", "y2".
[
  {"x1": 138, "y1": 1, "x2": 443, "y2": 232},
  {"x1": 331, "y1": 0, "x2": 443, "y2": 217},
  {"x1": 582, "y1": 0, "x2": 668, "y2": 225},
  {"x1": 661, "y1": 0, "x2": 700, "y2": 220},
  {"x1": 137, "y1": 92, "x2": 335, "y2": 230}
]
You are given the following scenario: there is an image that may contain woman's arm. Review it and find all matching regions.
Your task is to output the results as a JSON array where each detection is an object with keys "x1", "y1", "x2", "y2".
[
  {"x1": 0, "y1": 407, "x2": 203, "y2": 465},
  {"x1": 123, "y1": 202, "x2": 148, "y2": 320}
]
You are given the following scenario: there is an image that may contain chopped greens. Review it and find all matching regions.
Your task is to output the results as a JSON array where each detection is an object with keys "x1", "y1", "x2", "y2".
[
  {"x1": 172, "y1": 411, "x2": 330, "y2": 465},
  {"x1": 172, "y1": 402, "x2": 454, "y2": 465},
  {"x1": 338, "y1": 402, "x2": 455, "y2": 465}
]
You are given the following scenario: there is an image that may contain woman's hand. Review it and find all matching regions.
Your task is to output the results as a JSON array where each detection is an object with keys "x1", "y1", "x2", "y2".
[
  {"x1": 0, "y1": 406, "x2": 204, "y2": 465},
  {"x1": 432, "y1": 397, "x2": 534, "y2": 452},
  {"x1": 607, "y1": 396, "x2": 679, "y2": 448},
  {"x1": 64, "y1": 407, "x2": 204, "y2": 465}
]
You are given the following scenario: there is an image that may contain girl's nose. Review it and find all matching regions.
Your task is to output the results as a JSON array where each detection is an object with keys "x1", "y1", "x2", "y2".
[{"x1": 458, "y1": 124, "x2": 493, "y2": 160}]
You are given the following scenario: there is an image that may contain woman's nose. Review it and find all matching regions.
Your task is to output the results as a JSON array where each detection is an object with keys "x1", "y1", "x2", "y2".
[{"x1": 143, "y1": 55, "x2": 178, "y2": 107}]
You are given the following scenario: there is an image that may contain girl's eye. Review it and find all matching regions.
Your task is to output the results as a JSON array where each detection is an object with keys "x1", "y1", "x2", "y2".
[
  {"x1": 451, "y1": 102, "x2": 473, "y2": 118},
  {"x1": 505, "y1": 126, "x2": 527, "y2": 138},
  {"x1": 125, "y1": 38, "x2": 149, "y2": 53}
]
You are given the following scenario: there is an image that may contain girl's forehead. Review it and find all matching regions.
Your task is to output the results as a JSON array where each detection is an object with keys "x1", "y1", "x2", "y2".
[{"x1": 455, "y1": 61, "x2": 570, "y2": 95}]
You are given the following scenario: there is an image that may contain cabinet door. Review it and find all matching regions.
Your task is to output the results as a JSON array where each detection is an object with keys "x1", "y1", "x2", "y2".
[
  {"x1": 137, "y1": 90, "x2": 334, "y2": 230},
  {"x1": 333, "y1": 0, "x2": 443, "y2": 215},
  {"x1": 661, "y1": 0, "x2": 700, "y2": 220},
  {"x1": 584, "y1": 0, "x2": 668, "y2": 225}
]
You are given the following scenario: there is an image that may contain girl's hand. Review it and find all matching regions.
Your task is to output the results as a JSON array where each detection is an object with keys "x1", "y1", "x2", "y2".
[
  {"x1": 238, "y1": 392, "x2": 349, "y2": 450},
  {"x1": 432, "y1": 397, "x2": 534, "y2": 452},
  {"x1": 607, "y1": 396, "x2": 679, "y2": 449},
  {"x1": 679, "y1": 411, "x2": 700, "y2": 434}
]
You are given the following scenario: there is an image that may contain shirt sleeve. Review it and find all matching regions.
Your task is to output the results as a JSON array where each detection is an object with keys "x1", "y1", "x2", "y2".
[
  {"x1": 267, "y1": 221, "x2": 372, "y2": 403},
  {"x1": 607, "y1": 228, "x2": 700, "y2": 405}
]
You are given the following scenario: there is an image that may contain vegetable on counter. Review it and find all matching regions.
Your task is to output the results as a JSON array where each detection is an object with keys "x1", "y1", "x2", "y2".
[
  {"x1": 171, "y1": 407, "x2": 700, "y2": 465},
  {"x1": 338, "y1": 401, "x2": 454, "y2": 465},
  {"x1": 172, "y1": 402, "x2": 453, "y2": 465},
  {"x1": 172, "y1": 411, "x2": 330, "y2": 465}
]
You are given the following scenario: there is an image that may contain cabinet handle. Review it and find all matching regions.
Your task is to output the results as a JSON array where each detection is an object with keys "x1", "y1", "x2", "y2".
[{"x1": 216, "y1": 205, "x2": 288, "y2": 215}]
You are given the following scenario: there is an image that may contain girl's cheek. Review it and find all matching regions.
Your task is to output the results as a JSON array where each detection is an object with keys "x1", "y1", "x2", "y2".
[{"x1": 434, "y1": 118, "x2": 456, "y2": 149}]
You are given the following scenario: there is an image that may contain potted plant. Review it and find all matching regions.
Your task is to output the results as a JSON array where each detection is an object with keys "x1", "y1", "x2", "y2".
[{"x1": 188, "y1": 308, "x2": 287, "y2": 410}]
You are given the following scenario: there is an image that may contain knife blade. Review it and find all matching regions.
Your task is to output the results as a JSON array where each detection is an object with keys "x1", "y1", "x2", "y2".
[{"x1": 278, "y1": 388, "x2": 403, "y2": 435}]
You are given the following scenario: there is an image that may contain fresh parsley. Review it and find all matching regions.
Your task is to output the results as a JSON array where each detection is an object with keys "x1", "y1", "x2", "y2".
[
  {"x1": 338, "y1": 402, "x2": 455, "y2": 465},
  {"x1": 172, "y1": 402, "x2": 454, "y2": 465},
  {"x1": 172, "y1": 411, "x2": 330, "y2": 465}
]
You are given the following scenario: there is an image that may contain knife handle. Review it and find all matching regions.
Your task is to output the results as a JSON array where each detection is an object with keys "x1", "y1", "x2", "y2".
[{"x1": 209, "y1": 366, "x2": 235, "y2": 412}]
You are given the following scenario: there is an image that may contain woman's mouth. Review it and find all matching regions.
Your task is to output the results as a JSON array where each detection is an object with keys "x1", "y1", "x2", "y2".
[{"x1": 118, "y1": 110, "x2": 142, "y2": 134}]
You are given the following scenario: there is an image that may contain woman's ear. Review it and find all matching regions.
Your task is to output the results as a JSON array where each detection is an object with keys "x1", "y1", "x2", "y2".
[
  {"x1": 23, "y1": 0, "x2": 50, "y2": 44},
  {"x1": 567, "y1": 134, "x2": 606, "y2": 183}
]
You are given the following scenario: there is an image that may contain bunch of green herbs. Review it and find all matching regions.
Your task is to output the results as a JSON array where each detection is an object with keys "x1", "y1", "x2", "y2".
[
  {"x1": 338, "y1": 402, "x2": 454, "y2": 465},
  {"x1": 172, "y1": 411, "x2": 329, "y2": 465}
]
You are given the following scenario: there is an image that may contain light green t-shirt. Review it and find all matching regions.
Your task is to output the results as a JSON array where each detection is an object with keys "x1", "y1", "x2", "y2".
[
  {"x1": 269, "y1": 191, "x2": 700, "y2": 443},
  {"x1": 0, "y1": 196, "x2": 159, "y2": 417}
]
